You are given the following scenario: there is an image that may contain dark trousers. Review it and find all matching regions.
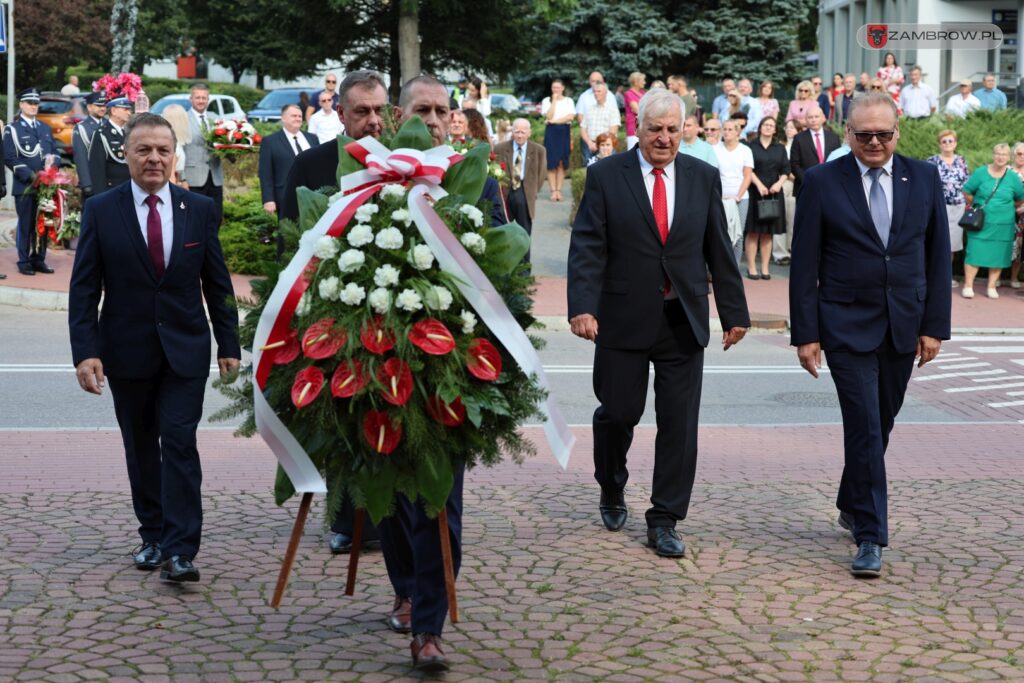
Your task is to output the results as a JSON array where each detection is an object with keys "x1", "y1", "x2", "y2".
[
  {"x1": 108, "y1": 361, "x2": 207, "y2": 559},
  {"x1": 191, "y1": 173, "x2": 223, "y2": 228},
  {"x1": 592, "y1": 300, "x2": 704, "y2": 528},
  {"x1": 377, "y1": 462, "x2": 465, "y2": 635},
  {"x1": 15, "y1": 193, "x2": 46, "y2": 269},
  {"x1": 330, "y1": 496, "x2": 379, "y2": 541},
  {"x1": 507, "y1": 185, "x2": 532, "y2": 262},
  {"x1": 826, "y1": 337, "x2": 915, "y2": 547}
]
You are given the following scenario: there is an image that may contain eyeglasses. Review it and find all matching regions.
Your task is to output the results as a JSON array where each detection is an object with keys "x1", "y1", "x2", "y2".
[
  {"x1": 851, "y1": 130, "x2": 896, "y2": 143},
  {"x1": 870, "y1": 85, "x2": 884, "y2": 90},
  {"x1": 940, "y1": 138, "x2": 956, "y2": 144},
  {"x1": 325, "y1": 79, "x2": 337, "y2": 84},
  {"x1": 705, "y1": 127, "x2": 721, "y2": 132},
  {"x1": 812, "y1": 81, "x2": 822, "y2": 86},
  {"x1": 798, "y1": 88, "x2": 810, "y2": 93}
]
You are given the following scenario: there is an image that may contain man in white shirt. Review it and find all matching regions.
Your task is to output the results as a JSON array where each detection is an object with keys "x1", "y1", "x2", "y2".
[
  {"x1": 945, "y1": 79, "x2": 982, "y2": 118},
  {"x1": 738, "y1": 79, "x2": 762, "y2": 138},
  {"x1": 579, "y1": 81, "x2": 620, "y2": 164},
  {"x1": 61, "y1": 75, "x2": 81, "y2": 97},
  {"x1": 307, "y1": 91, "x2": 345, "y2": 143},
  {"x1": 574, "y1": 71, "x2": 605, "y2": 120},
  {"x1": 898, "y1": 67, "x2": 937, "y2": 119},
  {"x1": 714, "y1": 119, "x2": 754, "y2": 257}
]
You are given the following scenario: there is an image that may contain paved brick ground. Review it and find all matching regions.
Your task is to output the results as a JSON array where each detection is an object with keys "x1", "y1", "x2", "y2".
[{"x1": 1, "y1": 426, "x2": 1022, "y2": 681}]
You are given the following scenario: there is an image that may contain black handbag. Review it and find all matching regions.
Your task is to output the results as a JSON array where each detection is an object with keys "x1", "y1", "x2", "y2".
[
  {"x1": 756, "y1": 194, "x2": 783, "y2": 221},
  {"x1": 959, "y1": 173, "x2": 1004, "y2": 232}
]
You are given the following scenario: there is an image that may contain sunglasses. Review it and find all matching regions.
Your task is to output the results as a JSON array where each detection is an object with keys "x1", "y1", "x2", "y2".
[
  {"x1": 326, "y1": 80, "x2": 337, "y2": 84},
  {"x1": 851, "y1": 130, "x2": 896, "y2": 143},
  {"x1": 705, "y1": 127, "x2": 721, "y2": 132},
  {"x1": 870, "y1": 85, "x2": 884, "y2": 90}
]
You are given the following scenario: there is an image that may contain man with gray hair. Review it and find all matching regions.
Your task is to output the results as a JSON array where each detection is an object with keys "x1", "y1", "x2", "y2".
[
  {"x1": 975, "y1": 73, "x2": 1007, "y2": 110},
  {"x1": 569, "y1": 88, "x2": 749, "y2": 559},
  {"x1": 493, "y1": 117, "x2": 547, "y2": 259},
  {"x1": 898, "y1": 66, "x2": 937, "y2": 119}
]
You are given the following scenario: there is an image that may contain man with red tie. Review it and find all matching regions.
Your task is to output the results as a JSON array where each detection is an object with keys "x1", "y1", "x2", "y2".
[
  {"x1": 568, "y1": 88, "x2": 750, "y2": 558},
  {"x1": 789, "y1": 105, "x2": 841, "y2": 195},
  {"x1": 69, "y1": 113, "x2": 241, "y2": 583}
]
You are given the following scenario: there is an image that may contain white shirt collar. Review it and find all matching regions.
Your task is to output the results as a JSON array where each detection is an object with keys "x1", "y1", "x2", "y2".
[
  {"x1": 637, "y1": 147, "x2": 674, "y2": 180},
  {"x1": 854, "y1": 155, "x2": 894, "y2": 177},
  {"x1": 131, "y1": 180, "x2": 172, "y2": 208}
]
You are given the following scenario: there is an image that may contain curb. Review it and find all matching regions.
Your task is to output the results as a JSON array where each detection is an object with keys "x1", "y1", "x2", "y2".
[{"x1": 0, "y1": 286, "x2": 69, "y2": 311}]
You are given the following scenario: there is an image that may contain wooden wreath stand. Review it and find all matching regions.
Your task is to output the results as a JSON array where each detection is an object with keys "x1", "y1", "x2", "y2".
[{"x1": 270, "y1": 494, "x2": 459, "y2": 622}]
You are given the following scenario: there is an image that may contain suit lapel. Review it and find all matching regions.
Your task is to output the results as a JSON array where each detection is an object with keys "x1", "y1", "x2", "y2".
[
  {"x1": 621, "y1": 153, "x2": 662, "y2": 243},
  {"x1": 666, "y1": 154, "x2": 689, "y2": 244},
  {"x1": 117, "y1": 184, "x2": 159, "y2": 282},
  {"x1": 839, "y1": 154, "x2": 886, "y2": 251},
  {"x1": 164, "y1": 184, "x2": 187, "y2": 278},
  {"x1": 889, "y1": 155, "x2": 909, "y2": 244}
]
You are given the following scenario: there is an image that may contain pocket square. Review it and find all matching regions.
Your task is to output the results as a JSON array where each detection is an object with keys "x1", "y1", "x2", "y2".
[{"x1": 184, "y1": 241, "x2": 201, "y2": 249}]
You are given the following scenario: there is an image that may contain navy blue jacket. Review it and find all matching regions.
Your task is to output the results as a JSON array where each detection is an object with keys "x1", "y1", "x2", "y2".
[
  {"x1": 3, "y1": 116, "x2": 60, "y2": 195},
  {"x1": 789, "y1": 153, "x2": 952, "y2": 354},
  {"x1": 69, "y1": 182, "x2": 241, "y2": 379}
]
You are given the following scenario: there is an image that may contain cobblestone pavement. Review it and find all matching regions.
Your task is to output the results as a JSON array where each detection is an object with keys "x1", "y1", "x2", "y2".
[{"x1": 1, "y1": 427, "x2": 1022, "y2": 682}]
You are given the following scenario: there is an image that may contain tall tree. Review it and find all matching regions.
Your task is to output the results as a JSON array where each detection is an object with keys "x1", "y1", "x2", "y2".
[
  {"x1": 6, "y1": 0, "x2": 113, "y2": 88},
  {"x1": 110, "y1": 0, "x2": 140, "y2": 73},
  {"x1": 131, "y1": 0, "x2": 192, "y2": 73},
  {"x1": 398, "y1": 0, "x2": 420, "y2": 83}
]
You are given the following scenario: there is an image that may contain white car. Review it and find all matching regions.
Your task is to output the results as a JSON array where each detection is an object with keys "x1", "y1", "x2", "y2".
[{"x1": 151, "y1": 93, "x2": 247, "y2": 121}]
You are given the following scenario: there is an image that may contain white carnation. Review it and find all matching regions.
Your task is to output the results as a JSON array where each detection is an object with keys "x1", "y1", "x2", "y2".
[
  {"x1": 337, "y1": 248, "x2": 365, "y2": 274},
  {"x1": 296, "y1": 292, "x2": 312, "y2": 316},
  {"x1": 460, "y1": 232, "x2": 486, "y2": 255},
  {"x1": 222, "y1": 120, "x2": 237, "y2": 131},
  {"x1": 314, "y1": 235, "x2": 340, "y2": 259},
  {"x1": 380, "y1": 184, "x2": 406, "y2": 201},
  {"x1": 318, "y1": 276, "x2": 340, "y2": 301},
  {"x1": 391, "y1": 208, "x2": 413, "y2": 226},
  {"x1": 459, "y1": 309, "x2": 477, "y2": 334},
  {"x1": 375, "y1": 227, "x2": 404, "y2": 250},
  {"x1": 355, "y1": 203, "x2": 379, "y2": 223},
  {"x1": 407, "y1": 244, "x2": 435, "y2": 271},
  {"x1": 424, "y1": 285, "x2": 453, "y2": 311},
  {"x1": 395, "y1": 288, "x2": 423, "y2": 312},
  {"x1": 345, "y1": 224, "x2": 374, "y2": 247},
  {"x1": 299, "y1": 228, "x2": 320, "y2": 253},
  {"x1": 339, "y1": 282, "x2": 366, "y2": 306},
  {"x1": 374, "y1": 264, "x2": 401, "y2": 288},
  {"x1": 368, "y1": 287, "x2": 392, "y2": 314},
  {"x1": 459, "y1": 204, "x2": 484, "y2": 227}
]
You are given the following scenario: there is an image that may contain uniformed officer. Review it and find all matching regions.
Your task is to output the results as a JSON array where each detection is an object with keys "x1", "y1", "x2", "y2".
[
  {"x1": 87, "y1": 97, "x2": 133, "y2": 196},
  {"x1": 3, "y1": 88, "x2": 60, "y2": 276},
  {"x1": 72, "y1": 91, "x2": 108, "y2": 199}
]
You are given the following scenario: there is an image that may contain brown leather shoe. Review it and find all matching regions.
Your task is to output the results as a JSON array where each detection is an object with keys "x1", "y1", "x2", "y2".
[
  {"x1": 411, "y1": 633, "x2": 448, "y2": 672},
  {"x1": 386, "y1": 595, "x2": 412, "y2": 633}
]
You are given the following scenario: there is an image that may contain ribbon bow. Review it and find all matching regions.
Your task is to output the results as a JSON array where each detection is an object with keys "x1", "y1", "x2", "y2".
[{"x1": 341, "y1": 137, "x2": 460, "y2": 200}]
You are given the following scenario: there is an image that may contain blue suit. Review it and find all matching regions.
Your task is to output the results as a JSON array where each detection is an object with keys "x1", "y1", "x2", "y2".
[
  {"x1": 3, "y1": 116, "x2": 60, "y2": 270},
  {"x1": 789, "y1": 153, "x2": 951, "y2": 546},
  {"x1": 69, "y1": 182, "x2": 240, "y2": 559}
]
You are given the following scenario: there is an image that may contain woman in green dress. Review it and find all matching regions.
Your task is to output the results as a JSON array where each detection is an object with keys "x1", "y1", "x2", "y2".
[{"x1": 961, "y1": 143, "x2": 1024, "y2": 299}]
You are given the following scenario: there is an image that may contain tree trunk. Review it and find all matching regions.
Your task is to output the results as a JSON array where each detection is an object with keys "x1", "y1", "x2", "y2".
[
  {"x1": 232, "y1": 66, "x2": 243, "y2": 84},
  {"x1": 256, "y1": 70, "x2": 265, "y2": 90},
  {"x1": 397, "y1": 0, "x2": 420, "y2": 85}
]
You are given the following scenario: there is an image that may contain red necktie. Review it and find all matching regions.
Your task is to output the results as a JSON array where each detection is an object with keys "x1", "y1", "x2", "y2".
[
  {"x1": 814, "y1": 132, "x2": 824, "y2": 163},
  {"x1": 652, "y1": 168, "x2": 669, "y2": 243},
  {"x1": 144, "y1": 195, "x2": 165, "y2": 279}
]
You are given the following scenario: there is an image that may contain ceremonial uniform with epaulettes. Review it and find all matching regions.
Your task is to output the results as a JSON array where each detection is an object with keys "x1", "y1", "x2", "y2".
[
  {"x1": 87, "y1": 112, "x2": 132, "y2": 195},
  {"x1": 72, "y1": 91, "x2": 108, "y2": 198}
]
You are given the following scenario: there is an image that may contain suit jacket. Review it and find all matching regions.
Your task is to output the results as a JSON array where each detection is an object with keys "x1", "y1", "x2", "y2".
[
  {"x1": 493, "y1": 139, "x2": 546, "y2": 220},
  {"x1": 568, "y1": 149, "x2": 750, "y2": 349},
  {"x1": 789, "y1": 153, "x2": 951, "y2": 355},
  {"x1": 3, "y1": 116, "x2": 60, "y2": 195},
  {"x1": 259, "y1": 129, "x2": 319, "y2": 214},
  {"x1": 280, "y1": 141, "x2": 508, "y2": 227},
  {"x1": 72, "y1": 116, "x2": 104, "y2": 194},
  {"x1": 69, "y1": 182, "x2": 241, "y2": 379},
  {"x1": 87, "y1": 120, "x2": 131, "y2": 195},
  {"x1": 789, "y1": 127, "x2": 842, "y2": 193},
  {"x1": 182, "y1": 111, "x2": 223, "y2": 187}
]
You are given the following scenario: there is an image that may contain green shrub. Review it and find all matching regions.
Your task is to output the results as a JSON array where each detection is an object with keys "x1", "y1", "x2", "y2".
[
  {"x1": 896, "y1": 109, "x2": 1024, "y2": 168},
  {"x1": 69, "y1": 70, "x2": 267, "y2": 113},
  {"x1": 220, "y1": 184, "x2": 277, "y2": 274},
  {"x1": 569, "y1": 168, "x2": 587, "y2": 225},
  {"x1": 222, "y1": 154, "x2": 260, "y2": 195}
]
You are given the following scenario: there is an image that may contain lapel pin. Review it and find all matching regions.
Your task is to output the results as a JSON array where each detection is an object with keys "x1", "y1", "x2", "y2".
[
  {"x1": 901, "y1": 177, "x2": 908, "y2": 181},
  {"x1": 180, "y1": 201, "x2": 186, "y2": 209}
]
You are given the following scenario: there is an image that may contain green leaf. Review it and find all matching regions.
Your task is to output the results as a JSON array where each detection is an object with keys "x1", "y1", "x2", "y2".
[
  {"x1": 481, "y1": 222, "x2": 531, "y2": 275},
  {"x1": 391, "y1": 117, "x2": 434, "y2": 151},
  {"x1": 335, "y1": 135, "x2": 362, "y2": 186},
  {"x1": 297, "y1": 187, "x2": 330, "y2": 232},
  {"x1": 462, "y1": 395, "x2": 484, "y2": 428},
  {"x1": 353, "y1": 465, "x2": 397, "y2": 526},
  {"x1": 274, "y1": 464, "x2": 297, "y2": 506},
  {"x1": 443, "y1": 144, "x2": 489, "y2": 203},
  {"x1": 415, "y1": 450, "x2": 454, "y2": 517}
]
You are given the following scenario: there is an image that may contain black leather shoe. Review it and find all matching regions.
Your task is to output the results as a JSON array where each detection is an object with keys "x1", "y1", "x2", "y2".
[
  {"x1": 646, "y1": 527, "x2": 685, "y2": 558},
  {"x1": 411, "y1": 633, "x2": 449, "y2": 672},
  {"x1": 387, "y1": 595, "x2": 412, "y2": 633},
  {"x1": 838, "y1": 511, "x2": 855, "y2": 537},
  {"x1": 329, "y1": 532, "x2": 353, "y2": 554},
  {"x1": 850, "y1": 541, "x2": 882, "y2": 578},
  {"x1": 599, "y1": 490, "x2": 627, "y2": 531},
  {"x1": 160, "y1": 556, "x2": 200, "y2": 582},
  {"x1": 132, "y1": 542, "x2": 162, "y2": 570},
  {"x1": 17, "y1": 267, "x2": 35, "y2": 276},
  {"x1": 0, "y1": 273, "x2": 7, "y2": 280},
  {"x1": 32, "y1": 263, "x2": 54, "y2": 274}
]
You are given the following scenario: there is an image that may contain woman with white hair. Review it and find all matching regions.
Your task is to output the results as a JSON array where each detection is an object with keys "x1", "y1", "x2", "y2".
[
  {"x1": 160, "y1": 103, "x2": 192, "y2": 187},
  {"x1": 785, "y1": 80, "x2": 815, "y2": 126}
]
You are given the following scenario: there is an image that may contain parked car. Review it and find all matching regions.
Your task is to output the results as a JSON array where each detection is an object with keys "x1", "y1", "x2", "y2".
[
  {"x1": 151, "y1": 93, "x2": 247, "y2": 121},
  {"x1": 517, "y1": 98, "x2": 543, "y2": 116},
  {"x1": 36, "y1": 95, "x2": 79, "y2": 157},
  {"x1": 490, "y1": 93, "x2": 522, "y2": 114},
  {"x1": 247, "y1": 87, "x2": 319, "y2": 122}
]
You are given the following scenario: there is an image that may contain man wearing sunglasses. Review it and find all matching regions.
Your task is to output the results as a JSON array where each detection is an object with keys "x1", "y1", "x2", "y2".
[{"x1": 789, "y1": 93, "x2": 951, "y2": 579}]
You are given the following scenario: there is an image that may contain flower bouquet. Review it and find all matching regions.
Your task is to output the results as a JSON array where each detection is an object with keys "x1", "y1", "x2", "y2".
[
  {"x1": 91, "y1": 72, "x2": 144, "y2": 101},
  {"x1": 205, "y1": 119, "x2": 262, "y2": 161},
  {"x1": 31, "y1": 167, "x2": 77, "y2": 248},
  {"x1": 214, "y1": 118, "x2": 571, "y2": 523}
]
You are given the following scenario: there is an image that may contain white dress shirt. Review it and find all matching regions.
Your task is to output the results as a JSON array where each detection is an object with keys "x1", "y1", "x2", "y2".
[
  {"x1": 132, "y1": 180, "x2": 174, "y2": 268},
  {"x1": 286, "y1": 131, "x2": 312, "y2": 154},
  {"x1": 899, "y1": 83, "x2": 937, "y2": 118},
  {"x1": 854, "y1": 156, "x2": 894, "y2": 222},
  {"x1": 945, "y1": 93, "x2": 981, "y2": 119},
  {"x1": 307, "y1": 110, "x2": 345, "y2": 144},
  {"x1": 192, "y1": 108, "x2": 213, "y2": 131},
  {"x1": 637, "y1": 148, "x2": 676, "y2": 229}
]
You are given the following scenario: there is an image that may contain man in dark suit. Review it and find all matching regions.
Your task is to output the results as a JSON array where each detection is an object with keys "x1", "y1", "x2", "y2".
[
  {"x1": 789, "y1": 106, "x2": 841, "y2": 194},
  {"x1": 494, "y1": 118, "x2": 546, "y2": 261},
  {"x1": 72, "y1": 91, "x2": 108, "y2": 199},
  {"x1": 258, "y1": 103, "x2": 317, "y2": 256},
  {"x1": 568, "y1": 89, "x2": 750, "y2": 559},
  {"x1": 3, "y1": 88, "x2": 61, "y2": 276},
  {"x1": 69, "y1": 113, "x2": 241, "y2": 583},
  {"x1": 87, "y1": 97, "x2": 133, "y2": 196},
  {"x1": 789, "y1": 93, "x2": 951, "y2": 578}
]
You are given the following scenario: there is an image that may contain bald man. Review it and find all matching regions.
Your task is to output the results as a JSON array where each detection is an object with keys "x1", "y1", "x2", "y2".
[{"x1": 789, "y1": 105, "x2": 841, "y2": 194}]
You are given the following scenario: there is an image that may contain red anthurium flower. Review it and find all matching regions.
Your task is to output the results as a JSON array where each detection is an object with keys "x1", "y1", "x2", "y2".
[
  {"x1": 291, "y1": 367, "x2": 324, "y2": 409},
  {"x1": 302, "y1": 318, "x2": 347, "y2": 359},
  {"x1": 360, "y1": 315, "x2": 396, "y2": 354},
  {"x1": 466, "y1": 338, "x2": 502, "y2": 381},
  {"x1": 253, "y1": 133, "x2": 262, "y2": 143},
  {"x1": 376, "y1": 357, "x2": 413, "y2": 406},
  {"x1": 363, "y1": 410, "x2": 402, "y2": 454},
  {"x1": 426, "y1": 395, "x2": 466, "y2": 427},
  {"x1": 262, "y1": 329, "x2": 300, "y2": 365},
  {"x1": 408, "y1": 319, "x2": 456, "y2": 356},
  {"x1": 330, "y1": 359, "x2": 369, "y2": 398},
  {"x1": 214, "y1": 127, "x2": 227, "y2": 136}
]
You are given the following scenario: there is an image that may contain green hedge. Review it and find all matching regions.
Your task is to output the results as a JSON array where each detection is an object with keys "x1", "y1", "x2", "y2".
[
  {"x1": 220, "y1": 183, "x2": 277, "y2": 274},
  {"x1": 69, "y1": 70, "x2": 267, "y2": 112},
  {"x1": 894, "y1": 109, "x2": 1024, "y2": 167},
  {"x1": 569, "y1": 168, "x2": 587, "y2": 225}
]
